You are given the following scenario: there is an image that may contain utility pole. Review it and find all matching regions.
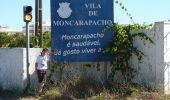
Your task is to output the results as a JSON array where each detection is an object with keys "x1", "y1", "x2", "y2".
[
  {"x1": 39, "y1": 0, "x2": 43, "y2": 47},
  {"x1": 35, "y1": 0, "x2": 43, "y2": 48},
  {"x1": 35, "y1": 0, "x2": 39, "y2": 46}
]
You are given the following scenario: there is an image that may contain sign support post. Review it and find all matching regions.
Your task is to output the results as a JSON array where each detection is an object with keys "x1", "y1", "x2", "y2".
[{"x1": 104, "y1": 62, "x2": 108, "y2": 84}]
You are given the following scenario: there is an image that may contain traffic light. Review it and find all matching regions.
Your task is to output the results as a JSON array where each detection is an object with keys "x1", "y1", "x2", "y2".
[{"x1": 23, "y1": 6, "x2": 32, "y2": 22}]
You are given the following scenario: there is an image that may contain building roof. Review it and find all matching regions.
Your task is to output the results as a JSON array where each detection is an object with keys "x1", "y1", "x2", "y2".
[
  {"x1": 42, "y1": 20, "x2": 51, "y2": 26},
  {"x1": 22, "y1": 20, "x2": 51, "y2": 28}
]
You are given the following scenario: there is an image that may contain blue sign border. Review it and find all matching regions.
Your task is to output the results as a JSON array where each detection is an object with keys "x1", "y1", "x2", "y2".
[{"x1": 51, "y1": 0, "x2": 114, "y2": 62}]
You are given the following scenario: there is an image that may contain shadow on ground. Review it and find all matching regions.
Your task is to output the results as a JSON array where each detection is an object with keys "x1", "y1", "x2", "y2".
[{"x1": 0, "y1": 91, "x2": 21, "y2": 100}]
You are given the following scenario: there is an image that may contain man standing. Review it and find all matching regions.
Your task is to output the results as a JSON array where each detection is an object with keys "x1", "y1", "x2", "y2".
[{"x1": 35, "y1": 48, "x2": 49, "y2": 94}]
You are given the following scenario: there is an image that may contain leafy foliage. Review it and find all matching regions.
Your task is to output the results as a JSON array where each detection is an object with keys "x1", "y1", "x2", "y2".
[
  {"x1": 102, "y1": 23, "x2": 153, "y2": 82},
  {"x1": 8, "y1": 33, "x2": 26, "y2": 47},
  {"x1": 43, "y1": 31, "x2": 51, "y2": 48},
  {"x1": 114, "y1": 0, "x2": 134, "y2": 24},
  {"x1": 0, "y1": 32, "x2": 51, "y2": 48},
  {"x1": 0, "y1": 32, "x2": 13, "y2": 47}
]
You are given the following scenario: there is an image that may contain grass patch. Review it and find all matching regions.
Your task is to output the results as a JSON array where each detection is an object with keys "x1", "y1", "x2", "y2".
[
  {"x1": 58, "y1": 76, "x2": 104, "y2": 99},
  {"x1": 39, "y1": 76, "x2": 170, "y2": 100},
  {"x1": 43, "y1": 88, "x2": 61, "y2": 100}
]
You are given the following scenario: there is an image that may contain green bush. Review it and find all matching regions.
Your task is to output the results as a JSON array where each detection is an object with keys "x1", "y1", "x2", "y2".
[
  {"x1": 0, "y1": 32, "x2": 13, "y2": 47},
  {"x1": 43, "y1": 31, "x2": 51, "y2": 48},
  {"x1": 8, "y1": 33, "x2": 26, "y2": 47},
  {"x1": 102, "y1": 23, "x2": 153, "y2": 82}
]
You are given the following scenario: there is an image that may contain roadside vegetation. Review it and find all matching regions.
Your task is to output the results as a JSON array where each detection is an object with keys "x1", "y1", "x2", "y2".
[
  {"x1": 0, "y1": 31, "x2": 50, "y2": 48},
  {"x1": 39, "y1": 76, "x2": 170, "y2": 100}
]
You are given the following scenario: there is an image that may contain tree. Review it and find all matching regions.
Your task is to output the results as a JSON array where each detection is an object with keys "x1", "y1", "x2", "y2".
[
  {"x1": 0, "y1": 32, "x2": 13, "y2": 47},
  {"x1": 43, "y1": 31, "x2": 51, "y2": 48},
  {"x1": 8, "y1": 33, "x2": 26, "y2": 47}
]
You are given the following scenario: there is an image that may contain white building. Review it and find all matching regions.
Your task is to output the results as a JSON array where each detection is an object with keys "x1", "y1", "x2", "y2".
[
  {"x1": 0, "y1": 26, "x2": 22, "y2": 34},
  {"x1": 22, "y1": 20, "x2": 51, "y2": 35}
]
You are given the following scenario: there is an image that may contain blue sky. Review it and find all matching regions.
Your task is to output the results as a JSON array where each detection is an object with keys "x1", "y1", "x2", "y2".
[
  {"x1": 0, "y1": 0, "x2": 170, "y2": 30},
  {"x1": 115, "y1": 0, "x2": 170, "y2": 24},
  {"x1": 0, "y1": 0, "x2": 50, "y2": 30}
]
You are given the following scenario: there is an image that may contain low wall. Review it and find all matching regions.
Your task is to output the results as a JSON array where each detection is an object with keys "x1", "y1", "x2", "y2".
[
  {"x1": 0, "y1": 48, "x2": 42, "y2": 92},
  {"x1": 130, "y1": 21, "x2": 170, "y2": 94},
  {"x1": 0, "y1": 48, "x2": 24, "y2": 92}
]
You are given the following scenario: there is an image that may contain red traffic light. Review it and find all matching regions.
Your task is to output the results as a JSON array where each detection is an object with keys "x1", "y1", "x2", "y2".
[{"x1": 25, "y1": 6, "x2": 32, "y2": 13}]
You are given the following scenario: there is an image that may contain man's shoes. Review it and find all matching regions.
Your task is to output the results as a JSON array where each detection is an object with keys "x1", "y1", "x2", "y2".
[{"x1": 38, "y1": 92, "x2": 44, "y2": 96}]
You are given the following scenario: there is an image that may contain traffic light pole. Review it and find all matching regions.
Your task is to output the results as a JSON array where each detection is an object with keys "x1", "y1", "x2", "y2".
[{"x1": 26, "y1": 22, "x2": 30, "y2": 90}]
